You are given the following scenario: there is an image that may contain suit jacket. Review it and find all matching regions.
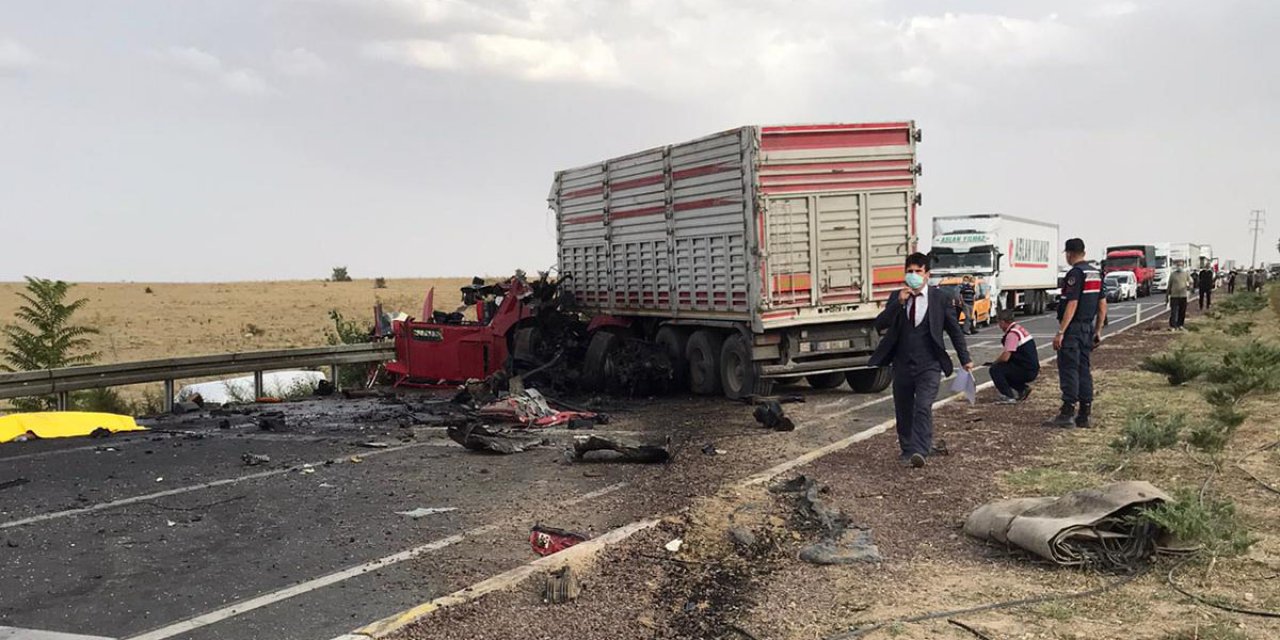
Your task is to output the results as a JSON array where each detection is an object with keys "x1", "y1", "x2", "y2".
[{"x1": 868, "y1": 286, "x2": 972, "y2": 376}]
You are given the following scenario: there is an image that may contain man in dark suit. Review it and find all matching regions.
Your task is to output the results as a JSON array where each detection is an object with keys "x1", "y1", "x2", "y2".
[{"x1": 869, "y1": 252, "x2": 974, "y2": 468}]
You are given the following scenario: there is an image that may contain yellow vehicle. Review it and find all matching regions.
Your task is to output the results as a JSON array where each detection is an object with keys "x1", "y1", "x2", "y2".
[{"x1": 934, "y1": 276, "x2": 994, "y2": 326}]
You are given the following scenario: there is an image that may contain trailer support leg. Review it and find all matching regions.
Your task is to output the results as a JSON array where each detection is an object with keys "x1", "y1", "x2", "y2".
[
  {"x1": 163, "y1": 379, "x2": 175, "y2": 413},
  {"x1": 253, "y1": 371, "x2": 265, "y2": 400}
]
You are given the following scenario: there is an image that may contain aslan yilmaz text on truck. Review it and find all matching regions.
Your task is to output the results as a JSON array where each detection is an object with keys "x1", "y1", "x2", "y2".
[
  {"x1": 549, "y1": 122, "x2": 922, "y2": 399},
  {"x1": 929, "y1": 214, "x2": 1059, "y2": 319}
]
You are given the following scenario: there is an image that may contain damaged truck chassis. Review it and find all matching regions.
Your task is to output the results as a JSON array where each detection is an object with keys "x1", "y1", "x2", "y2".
[{"x1": 388, "y1": 122, "x2": 922, "y2": 400}]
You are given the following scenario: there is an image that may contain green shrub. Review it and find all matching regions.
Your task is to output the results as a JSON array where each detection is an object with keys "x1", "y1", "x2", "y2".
[
  {"x1": 1205, "y1": 341, "x2": 1280, "y2": 400},
  {"x1": 3, "y1": 277, "x2": 101, "y2": 411},
  {"x1": 1186, "y1": 422, "x2": 1232, "y2": 455},
  {"x1": 1207, "y1": 403, "x2": 1247, "y2": 428},
  {"x1": 325, "y1": 310, "x2": 373, "y2": 388},
  {"x1": 330, "y1": 266, "x2": 352, "y2": 282},
  {"x1": 1110, "y1": 412, "x2": 1183, "y2": 454},
  {"x1": 1141, "y1": 488, "x2": 1255, "y2": 556},
  {"x1": 1223, "y1": 321, "x2": 1254, "y2": 336},
  {"x1": 374, "y1": 277, "x2": 387, "y2": 289},
  {"x1": 1139, "y1": 348, "x2": 1208, "y2": 386},
  {"x1": 1215, "y1": 292, "x2": 1267, "y2": 316}
]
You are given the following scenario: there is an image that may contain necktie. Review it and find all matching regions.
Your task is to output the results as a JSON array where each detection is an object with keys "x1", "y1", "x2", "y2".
[{"x1": 908, "y1": 294, "x2": 917, "y2": 325}]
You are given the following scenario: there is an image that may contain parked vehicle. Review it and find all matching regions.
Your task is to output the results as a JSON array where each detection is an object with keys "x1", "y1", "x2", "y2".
[
  {"x1": 1153, "y1": 243, "x2": 1202, "y2": 292},
  {"x1": 1104, "y1": 271, "x2": 1138, "y2": 301},
  {"x1": 549, "y1": 122, "x2": 922, "y2": 398},
  {"x1": 1103, "y1": 245, "x2": 1156, "y2": 297},
  {"x1": 933, "y1": 276, "x2": 994, "y2": 326},
  {"x1": 929, "y1": 214, "x2": 1059, "y2": 316}
]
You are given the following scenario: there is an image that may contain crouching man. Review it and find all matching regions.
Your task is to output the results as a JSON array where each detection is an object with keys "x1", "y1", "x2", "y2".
[{"x1": 990, "y1": 309, "x2": 1039, "y2": 404}]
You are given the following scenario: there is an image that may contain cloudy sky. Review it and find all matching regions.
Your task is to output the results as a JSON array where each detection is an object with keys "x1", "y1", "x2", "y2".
[{"x1": 2, "y1": 0, "x2": 1277, "y2": 282}]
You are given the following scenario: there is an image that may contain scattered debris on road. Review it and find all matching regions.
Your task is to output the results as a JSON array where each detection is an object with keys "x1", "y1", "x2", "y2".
[
  {"x1": 570, "y1": 434, "x2": 672, "y2": 463},
  {"x1": 256, "y1": 413, "x2": 286, "y2": 431},
  {"x1": 448, "y1": 423, "x2": 546, "y2": 454},
  {"x1": 752, "y1": 400, "x2": 795, "y2": 432},
  {"x1": 396, "y1": 507, "x2": 457, "y2": 519},
  {"x1": 241, "y1": 453, "x2": 271, "y2": 466},
  {"x1": 543, "y1": 566, "x2": 581, "y2": 604},
  {"x1": 665, "y1": 538, "x2": 684, "y2": 553},
  {"x1": 774, "y1": 475, "x2": 882, "y2": 565},
  {"x1": 964, "y1": 480, "x2": 1172, "y2": 568},
  {"x1": 530, "y1": 524, "x2": 589, "y2": 556},
  {"x1": 0, "y1": 477, "x2": 31, "y2": 491}
]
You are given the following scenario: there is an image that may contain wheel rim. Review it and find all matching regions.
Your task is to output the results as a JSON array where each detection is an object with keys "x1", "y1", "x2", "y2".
[
  {"x1": 725, "y1": 351, "x2": 745, "y2": 393},
  {"x1": 690, "y1": 347, "x2": 708, "y2": 387}
]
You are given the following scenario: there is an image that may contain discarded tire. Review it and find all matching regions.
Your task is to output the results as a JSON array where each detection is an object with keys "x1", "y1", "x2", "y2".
[
  {"x1": 685, "y1": 330, "x2": 725, "y2": 396},
  {"x1": 581, "y1": 331, "x2": 621, "y2": 392},
  {"x1": 805, "y1": 372, "x2": 846, "y2": 390},
  {"x1": 846, "y1": 367, "x2": 892, "y2": 393},
  {"x1": 719, "y1": 333, "x2": 758, "y2": 400},
  {"x1": 511, "y1": 326, "x2": 541, "y2": 368},
  {"x1": 654, "y1": 326, "x2": 691, "y2": 391}
]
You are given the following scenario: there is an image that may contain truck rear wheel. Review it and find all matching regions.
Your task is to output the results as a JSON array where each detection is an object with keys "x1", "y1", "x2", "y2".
[
  {"x1": 806, "y1": 372, "x2": 846, "y2": 390},
  {"x1": 654, "y1": 326, "x2": 691, "y2": 391},
  {"x1": 582, "y1": 331, "x2": 621, "y2": 392},
  {"x1": 847, "y1": 367, "x2": 892, "y2": 393},
  {"x1": 685, "y1": 330, "x2": 725, "y2": 396},
  {"x1": 510, "y1": 326, "x2": 541, "y2": 369},
  {"x1": 719, "y1": 333, "x2": 760, "y2": 400}
]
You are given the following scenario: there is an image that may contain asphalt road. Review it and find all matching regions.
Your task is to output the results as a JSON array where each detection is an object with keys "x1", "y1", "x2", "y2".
[{"x1": 0, "y1": 299, "x2": 1165, "y2": 640}]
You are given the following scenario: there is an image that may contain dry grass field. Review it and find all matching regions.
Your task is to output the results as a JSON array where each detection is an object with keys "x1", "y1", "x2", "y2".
[{"x1": 0, "y1": 278, "x2": 473, "y2": 365}]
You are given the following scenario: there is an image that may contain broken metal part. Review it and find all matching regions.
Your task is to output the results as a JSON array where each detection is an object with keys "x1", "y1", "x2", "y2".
[
  {"x1": 752, "y1": 401, "x2": 795, "y2": 432},
  {"x1": 543, "y1": 566, "x2": 581, "y2": 604},
  {"x1": 530, "y1": 524, "x2": 589, "y2": 556},
  {"x1": 447, "y1": 423, "x2": 545, "y2": 454},
  {"x1": 570, "y1": 434, "x2": 672, "y2": 464}
]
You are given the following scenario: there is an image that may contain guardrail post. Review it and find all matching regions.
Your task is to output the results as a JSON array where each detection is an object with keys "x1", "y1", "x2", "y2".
[
  {"x1": 163, "y1": 379, "x2": 175, "y2": 413},
  {"x1": 253, "y1": 371, "x2": 265, "y2": 400},
  {"x1": 1136, "y1": 303, "x2": 1142, "y2": 324},
  {"x1": 330, "y1": 364, "x2": 340, "y2": 391},
  {"x1": 57, "y1": 391, "x2": 69, "y2": 411}
]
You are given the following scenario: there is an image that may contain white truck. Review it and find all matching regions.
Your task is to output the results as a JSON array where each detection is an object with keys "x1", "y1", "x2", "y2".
[
  {"x1": 929, "y1": 214, "x2": 1059, "y2": 316},
  {"x1": 1155, "y1": 242, "x2": 1203, "y2": 291},
  {"x1": 550, "y1": 121, "x2": 922, "y2": 399}
]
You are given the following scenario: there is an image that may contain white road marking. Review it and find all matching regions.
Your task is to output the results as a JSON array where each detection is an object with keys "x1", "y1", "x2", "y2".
[
  {"x1": 0, "y1": 443, "x2": 430, "y2": 531},
  {"x1": 121, "y1": 481, "x2": 630, "y2": 640},
  {"x1": 0, "y1": 627, "x2": 114, "y2": 640}
]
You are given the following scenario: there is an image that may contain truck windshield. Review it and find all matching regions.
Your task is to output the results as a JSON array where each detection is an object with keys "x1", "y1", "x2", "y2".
[
  {"x1": 1154, "y1": 256, "x2": 1168, "y2": 268},
  {"x1": 1108, "y1": 257, "x2": 1140, "y2": 269},
  {"x1": 932, "y1": 251, "x2": 993, "y2": 272}
]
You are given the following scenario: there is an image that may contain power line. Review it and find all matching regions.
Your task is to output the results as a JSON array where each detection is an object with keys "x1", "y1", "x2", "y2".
[{"x1": 1249, "y1": 209, "x2": 1266, "y2": 268}]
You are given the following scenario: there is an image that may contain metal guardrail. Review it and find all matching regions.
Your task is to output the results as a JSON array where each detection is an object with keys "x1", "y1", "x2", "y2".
[{"x1": 0, "y1": 342, "x2": 394, "y2": 411}]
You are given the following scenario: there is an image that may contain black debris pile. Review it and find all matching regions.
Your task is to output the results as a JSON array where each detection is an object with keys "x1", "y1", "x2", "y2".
[
  {"x1": 569, "y1": 434, "x2": 671, "y2": 464},
  {"x1": 241, "y1": 453, "x2": 271, "y2": 466},
  {"x1": 752, "y1": 400, "x2": 795, "y2": 432},
  {"x1": 447, "y1": 423, "x2": 546, "y2": 454},
  {"x1": 772, "y1": 475, "x2": 882, "y2": 565},
  {"x1": 256, "y1": 413, "x2": 287, "y2": 431}
]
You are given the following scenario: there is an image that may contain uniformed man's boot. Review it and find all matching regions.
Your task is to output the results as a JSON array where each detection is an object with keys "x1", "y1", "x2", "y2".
[
  {"x1": 1075, "y1": 403, "x2": 1092, "y2": 428},
  {"x1": 1043, "y1": 403, "x2": 1076, "y2": 428}
]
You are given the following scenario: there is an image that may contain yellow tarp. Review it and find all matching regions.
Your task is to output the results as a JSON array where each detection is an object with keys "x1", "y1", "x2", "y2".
[{"x1": 0, "y1": 412, "x2": 145, "y2": 443}]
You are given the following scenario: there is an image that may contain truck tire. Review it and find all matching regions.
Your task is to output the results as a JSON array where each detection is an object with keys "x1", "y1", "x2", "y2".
[
  {"x1": 685, "y1": 330, "x2": 725, "y2": 396},
  {"x1": 846, "y1": 367, "x2": 892, "y2": 393},
  {"x1": 719, "y1": 333, "x2": 760, "y2": 400},
  {"x1": 654, "y1": 326, "x2": 691, "y2": 391},
  {"x1": 582, "y1": 331, "x2": 621, "y2": 392},
  {"x1": 806, "y1": 372, "x2": 846, "y2": 390}
]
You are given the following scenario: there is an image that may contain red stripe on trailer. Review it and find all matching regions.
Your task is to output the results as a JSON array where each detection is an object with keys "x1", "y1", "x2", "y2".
[
  {"x1": 759, "y1": 160, "x2": 912, "y2": 173},
  {"x1": 763, "y1": 310, "x2": 795, "y2": 320},
  {"x1": 761, "y1": 122, "x2": 911, "y2": 133},
  {"x1": 1012, "y1": 262, "x2": 1051, "y2": 269},
  {"x1": 673, "y1": 163, "x2": 734, "y2": 181},
  {"x1": 759, "y1": 169, "x2": 913, "y2": 184},
  {"x1": 562, "y1": 213, "x2": 605, "y2": 225},
  {"x1": 611, "y1": 204, "x2": 665, "y2": 220},
  {"x1": 761, "y1": 129, "x2": 911, "y2": 152},
  {"x1": 561, "y1": 185, "x2": 604, "y2": 200},
  {"x1": 673, "y1": 197, "x2": 736, "y2": 213},
  {"x1": 760, "y1": 179, "x2": 914, "y2": 195}
]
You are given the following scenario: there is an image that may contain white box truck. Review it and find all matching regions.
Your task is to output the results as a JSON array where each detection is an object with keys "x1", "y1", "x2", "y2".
[
  {"x1": 550, "y1": 121, "x2": 922, "y2": 399},
  {"x1": 1155, "y1": 243, "x2": 1203, "y2": 291},
  {"x1": 929, "y1": 214, "x2": 1059, "y2": 316}
]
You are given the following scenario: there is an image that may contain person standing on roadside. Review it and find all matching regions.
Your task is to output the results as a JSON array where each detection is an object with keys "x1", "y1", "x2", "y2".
[
  {"x1": 959, "y1": 275, "x2": 977, "y2": 335},
  {"x1": 869, "y1": 252, "x2": 974, "y2": 468},
  {"x1": 1227, "y1": 270, "x2": 1237, "y2": 294},
  {"x1": 1044, "y1": 238, "x2": 1107, "y2": 429},
  {"x1": 1167, "y1": 261, "x2": 1190, "y2": 330},
  {"x1": 990, "y1": 309, "x2": 1039, "y2": 403},
  {"x1": 1198, "y1": 266, "x2": 1215, "y2": 309}
]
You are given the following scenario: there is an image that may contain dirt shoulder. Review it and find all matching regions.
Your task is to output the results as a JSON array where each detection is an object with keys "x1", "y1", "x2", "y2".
[{"x1": 393, "y1": 297, "x2": 1280, "y2": 640}]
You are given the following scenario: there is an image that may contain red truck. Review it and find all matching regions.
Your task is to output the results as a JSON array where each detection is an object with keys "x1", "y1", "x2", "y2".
[{"x1": 1103, "y1": 244, "x2": 1156, "y2": 297}]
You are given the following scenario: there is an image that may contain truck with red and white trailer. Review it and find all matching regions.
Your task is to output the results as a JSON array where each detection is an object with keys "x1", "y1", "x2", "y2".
[
  {"x1": 548, "y1": 122, "x2": 923, "y2": 399},
  {"x1": 929, "y1": 214, "x2": 1058, "y2": 316}
]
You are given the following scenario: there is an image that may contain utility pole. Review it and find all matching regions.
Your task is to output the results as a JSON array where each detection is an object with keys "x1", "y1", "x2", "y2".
[{"x1": 1250, "y1": 209, "x2": 1266, "y2": 268}]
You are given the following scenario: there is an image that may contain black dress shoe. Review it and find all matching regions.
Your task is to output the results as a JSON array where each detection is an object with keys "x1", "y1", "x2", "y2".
[{"x1": 910, "y1": 453, "x2": 926, "y2": 468}]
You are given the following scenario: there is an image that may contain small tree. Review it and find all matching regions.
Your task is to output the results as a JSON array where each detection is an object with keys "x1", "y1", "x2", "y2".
[
  {"x1": 2, "y1": 277, "x2": 101, "y2": 410},
  {"x1": 374, "y1": 277, "x2": 387, "y2": 289},
  {"x1": 325, "y1": 310, "x2": 373, "y2": 388},
  {"x1": 330, "y1": 266, "x2": 352, "y2": 282}
]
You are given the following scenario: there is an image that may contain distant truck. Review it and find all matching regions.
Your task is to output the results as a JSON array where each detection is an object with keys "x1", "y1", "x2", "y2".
[
  {"x1": 1153, "y1": 242, "x2": 1202, "y2": 292},
  {"x1": 929, "y1": 214, "x2": 1059, "y2": 316},
  {"x1": 1103, "y1": 245, "x2": 1156, "y2": 297},
  {"x1": 549, "y1": 121, "x2": 923, "y2": 399}
]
